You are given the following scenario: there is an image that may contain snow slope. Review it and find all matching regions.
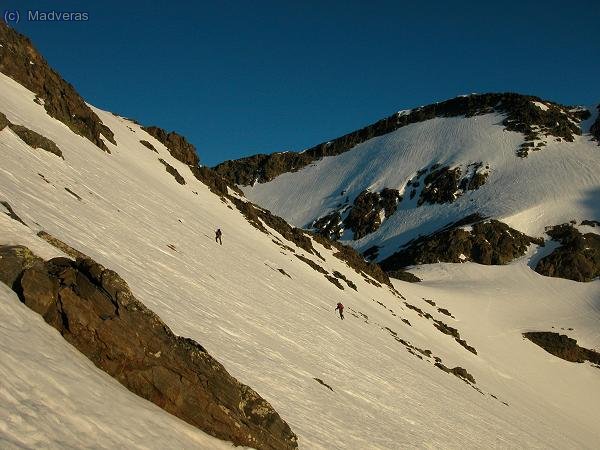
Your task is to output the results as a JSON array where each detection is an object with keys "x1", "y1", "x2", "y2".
[
  {"x1": 243, "y1": 111, "x2": 600, "y2": 260},
  {"x1": 1, "y1": 72, "x2": 600, "y2": 449}
]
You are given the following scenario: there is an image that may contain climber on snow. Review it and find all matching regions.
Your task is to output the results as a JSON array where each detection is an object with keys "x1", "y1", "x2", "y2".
[
  {"x1": 215, "y1": 228, "x2": 222, "y2": 245},
  {"x1": 335, "y1": 302, "x2": 344, "y2": 320}
]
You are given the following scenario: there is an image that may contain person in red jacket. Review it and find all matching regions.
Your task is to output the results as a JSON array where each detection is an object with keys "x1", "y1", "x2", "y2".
[{"x1": 335, "y1": 302, "x2": 344, "y2": 320}]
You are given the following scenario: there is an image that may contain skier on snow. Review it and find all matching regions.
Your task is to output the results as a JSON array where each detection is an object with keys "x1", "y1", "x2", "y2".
[
  {"x1": 335, "y1": 302, "x2": 344, "y2": 320},
  {"x1": 215, "y1": 228, "x2": 222, "y2": 245}
]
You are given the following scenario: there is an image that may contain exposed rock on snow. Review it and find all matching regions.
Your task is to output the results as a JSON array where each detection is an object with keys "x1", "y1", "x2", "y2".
[
  {"x1": 535, "y1": 223, "x2": 600, "y2": 282},
  {"x1": 524, "y1": 332, "x2": 600, "y2": 365},
  {"x1": 0, "y1": 245, "x2": 299, "y2": 450},
  {"x1": 139, "y1": 139, "x2": 158, "y2": 153},
  {"x1": 158, "y1": 158, "x2": 186, "y2": 185},
  {"x1": 380, "y1": 215, "x2": 543, "y2": 272},
  {"x1": 0, "y1": 22, "x2": 115, "y2": 151},
  {"x1": 1, "y1": 111, "x2": 63, "y2": 158}
]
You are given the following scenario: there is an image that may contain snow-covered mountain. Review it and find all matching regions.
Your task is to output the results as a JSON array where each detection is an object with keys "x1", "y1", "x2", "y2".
[
  {"x1": 1, "y1": 21, "x2": 600, "y2": 450},
  {"x1": 226, "y1": 94, "x2": 600, "y2": 281}
]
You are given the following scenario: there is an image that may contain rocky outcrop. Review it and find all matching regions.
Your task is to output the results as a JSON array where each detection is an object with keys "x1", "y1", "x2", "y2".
[
  {"x1": 590, "y1": 104, "x2": 600, "y2": 145},
  {"x1": 535, "y1": 224, "x2": 600, "y2": 282},
  {"x1": 343, "y1": 189, "x2": 402, "y2": 239},
  {"x1": 380, "y1": 215, "x2": 543, "y2": 271},
  {"x1": 8, "y1": 123, "x2": 63, "y2": 158},
  {"x1": 139, "y1": 139, "x2": 158, "y2": 153},
  {"x1": 0, "y1": 21, "x2": 115, "y2": 152},
  {"x1": 1, "y1": 200, "x2": 27, "y2": 226},
  {"x1": 214, "y1": 93, "x2": 590, "y2": 185},
  {"x1": 0, "y1": 245, "x2": 298, "y2": 450},
  {"x1": 1, "y1": 111, "x2": 63, "y2": 158},
  {"x1": 524, "y1": 332, "x2": 600, "y2": 365},
  {"x1": 158, "y1": 158, "x2": 186, "y2": 185},
  {"x1": 142, "y1": 126, "x2": 199, "y2": 166}
]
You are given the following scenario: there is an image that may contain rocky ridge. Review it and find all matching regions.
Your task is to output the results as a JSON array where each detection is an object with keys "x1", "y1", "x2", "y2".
[
  {"x1": 380, "y1": 215, "x2": 543, "y2": 272},
  {"x1": 535, "y1": 223, "x2": 600, "y2": 282},
  {"x1": 0, "y1": 21, "x2": 116, "y2": 152},
  {"x1": 214, "y1": 93, "x2": 590, "y2": 186}
]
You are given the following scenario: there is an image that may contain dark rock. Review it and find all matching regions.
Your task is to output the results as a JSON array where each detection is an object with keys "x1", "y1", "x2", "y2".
[
  {"x1": 294, "y1": 254, "x2": 328, "y2": 274},
  {"x1": 0, "y1": 22, "x2": 115, "y2": 152},
  {"x1": 313, "y1": 378, "x2": 334, "y2": 391},
  {"x1": 8, "y1": 123, "x2": 63, "y2": 158},
  {"x1": 143, "y1": 126, "x2": 199, "y2": 166},
  {"x1": 434, "y1": 363, "x2": 476, "y2": 384},
  {"x1": 535, "y1": 223, "x2": 600, "y2": 282},
  {"x1": 0, "y1": 245, "x2": 43, "y2": 289},
  {"x1": 590, "y1": 104, "x2": 600, "y2": 145},
  {"x1": 0, "y1": 111, "x2": 9, "y2": 129},
  {"x1": 324, "y1": 274, "x2": 344, "y2": 290},
  {"x1": 0, "y1": 245, "x2": 298, "y2": 450},
  {"x1": 139, "y1": 139, "x2": 158, "y2": 153},
  {"x1": 581, "y1": 220, "x2": 600, "y2": 227},
  {"x1": 65, "y1": 187, "x2": 82, "y2": 201},
  {"x1": 189, "y1": 165, "x2": 243, "y2": 197},
  {"x1": 381, "y1": 215, "x2": 543, "y2": 271},
  {"x1": 418, "y1": 167, "x2": 462, "y2": 206},
  {"x1": 214, "y1": 93, "x2": 589, "y2": 185},
  {"x1": 312, "y1": 211, "x2": 343, "y2": 240},
  {"x1": 332, "y1": 271, "x2": 357, "y2": 290},
  {"x1": 524, "y1": 332, "x2": 600, "y2": 365},
  {"x1": 158, "y1": 158, "x2": 186, "y2": 185},
  {"x1": 387, "y1": 270, "x2": 421, "y2": 283},
  {"x1": 1, "y1": 200, "x2": 27, "y2": 226},
  {"x1": 37, "y1": 230, "x2": 88, "y2": 259}
]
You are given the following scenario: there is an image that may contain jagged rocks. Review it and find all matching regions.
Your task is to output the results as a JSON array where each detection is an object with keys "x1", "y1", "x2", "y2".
[
  {"x1": 142, "y1": 126, "x2": 199, "y2": 166},
  {"x1": 380, "y1": 215, "x2": 543, "y2": 271},
  {"x1": 0, "y1": 22, "x2": 115, "y2": 152},
  {"x1": 535, "y1": 224, "x2": 600, "y2": 282},
  {"x1": 418, "y1": 167, "x2": 462, "y2": 206},
  {"x1": 417, "y1": 163, "x2": 489, "y2": 206},
  {"x1": 0, "y1": 245, "x2": 298, "y2": 450},
  {"x1": 343, "y1": 189, "x2": 402, "y2": 239},
  {"x1": 158, "y1": 158, "x2": 186, "y2": 185},
  {"x1": 312, "y1": 212, "x2": 343, "y2": 240},
  {"x1": 524, "y1": 332, "x2": 600, "y2": 365}
]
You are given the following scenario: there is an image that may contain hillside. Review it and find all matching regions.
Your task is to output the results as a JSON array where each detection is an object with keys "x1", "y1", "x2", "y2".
[
  {"x1": 235, "y1": 95, "x2": 600, "y2": 280},
  {"x1": 1, "y1": 23, "x2": 600, "y2": 449}
]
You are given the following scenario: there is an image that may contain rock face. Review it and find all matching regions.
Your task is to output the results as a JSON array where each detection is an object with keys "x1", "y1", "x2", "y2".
[
  {"x1": 0, "y1": 21, "x2": 115, "y2": 152},
  {"x1": 535, "y1": 224, "x2": 600, "y2": 282},
  {"x1": 380, "y1": 215, "x2": 543, "y2": 272},
  {"x1": 524, "y1": 332, "x2": 600, "y2": 365},
  {"x1": 142, "y1": 126, "x2": 199, "y2": 166},
  {"x1": 214, "y1": 93, "x2": 590, "y2": 185},
  {"x1": 0, "y1": 245, "x2": 298, "y2": 450}
]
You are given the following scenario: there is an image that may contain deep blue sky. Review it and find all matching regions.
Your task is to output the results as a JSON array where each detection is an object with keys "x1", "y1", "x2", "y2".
[{"x1": 4, "y1": 0, "x2": 600, "y2": 165}]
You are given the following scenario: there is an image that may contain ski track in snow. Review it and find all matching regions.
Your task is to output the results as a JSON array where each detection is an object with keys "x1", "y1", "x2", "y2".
[{"x1": 1, "y1": 72, "x2": 599, "y2": 448}]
